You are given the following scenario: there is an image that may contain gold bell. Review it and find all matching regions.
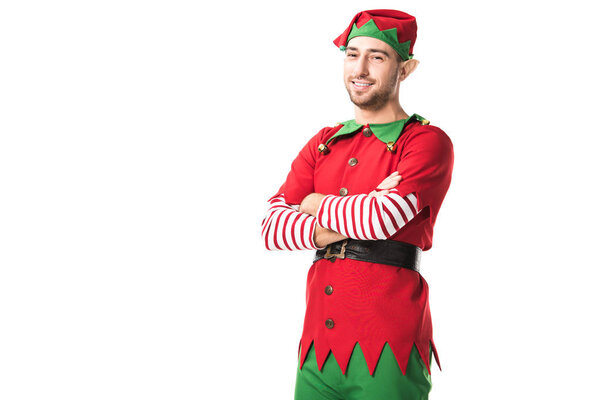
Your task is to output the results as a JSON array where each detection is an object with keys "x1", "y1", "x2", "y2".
[
  {"x1": 386, "y1": 141, "x2": 397, "y2": 152},
  {"x1": 420, "y1": 119, "x2": 430, "y2": 125},
  {"x1": 318, "y1": 143, "x2": 330, "y2": 154}
]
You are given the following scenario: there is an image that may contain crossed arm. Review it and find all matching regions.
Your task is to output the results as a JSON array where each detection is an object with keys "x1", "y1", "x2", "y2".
[{"x1": 261, "y1": 172, "x2": 422, "y2": 250}]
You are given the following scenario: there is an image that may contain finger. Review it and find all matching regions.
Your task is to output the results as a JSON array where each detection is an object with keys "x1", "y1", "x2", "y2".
[
  {"x1": 379, "y1": 177, "x2": 400, "y2": 187},
  {"x1": 384, "y1": 176, "x2": 402, "y2": 185},
  {"x1": 380, "y1": 172, "x2": 398, "y2": 182},
  {"x1": 373, "y1": 190, "x2": 390, "y2": 197},
  {"x1": 376, "y1": 173, "x2": 402, "y2": 190},
  {"x1": 384, "y1": 174, "x2": 401, "y2": 181},
  {"x1": 372, "y1": 188, "x2": 391, "y2": 194},
  {"x1": 379, "y1": 177, "x2": 401, "y2": 188},
  {"x1": 377, "y1": 183, "x2": 394, "y2": 190},
  {"x1": 379, "y1": 174, "x2": 396, "y2": 183},
  {"x1": 378, "y1": 178, "x2": 399, "y2": 187}
]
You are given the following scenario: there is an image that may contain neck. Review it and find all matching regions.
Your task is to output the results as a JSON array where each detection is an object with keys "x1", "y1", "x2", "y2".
[{"x1": 354, "y1": 101, "x2": 410, "y2": 125}]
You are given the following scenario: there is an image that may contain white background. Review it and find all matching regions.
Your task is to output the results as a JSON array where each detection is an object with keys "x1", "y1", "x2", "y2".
[{"x1": 1, "y1": 1, "x2": 599, "y2": 399}]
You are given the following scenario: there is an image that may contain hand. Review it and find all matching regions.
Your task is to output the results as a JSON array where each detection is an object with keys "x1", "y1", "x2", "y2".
[
  {"x1": 368, "y1": 171, "x2": 402, "y2": 197},
  {"x1": 299, "y1": 193, "x2": 326, "y2": 216},
  {"x1": 314, "y1": 225, "x2": 347, "y2": 248}
]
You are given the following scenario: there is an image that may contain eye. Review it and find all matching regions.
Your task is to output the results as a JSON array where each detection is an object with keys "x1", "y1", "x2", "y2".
[{"x1": 346, "y1": 53, "x2": 358, "y2": 58}]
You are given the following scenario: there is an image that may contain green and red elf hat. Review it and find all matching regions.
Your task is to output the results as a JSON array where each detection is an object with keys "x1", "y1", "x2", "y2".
[{"x1": 333, "y1": 9, "x2": 418, "y2": 61}]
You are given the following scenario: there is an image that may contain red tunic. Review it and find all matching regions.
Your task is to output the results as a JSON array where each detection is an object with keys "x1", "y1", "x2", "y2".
[{"x1": 271, "y1": 115, "x2": 454, "y2": 376}]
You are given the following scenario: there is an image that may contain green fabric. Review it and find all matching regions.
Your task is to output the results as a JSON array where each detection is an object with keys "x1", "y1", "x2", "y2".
[
  {"x1": 341, "y1": 19, "x2": 412, "y2": 61},
  {"x1": 327, "y1": 113, "x2": 427, "y2": 145},
  {"x1": 294, "y1": 342, "x2": 432, "y2": 400}
]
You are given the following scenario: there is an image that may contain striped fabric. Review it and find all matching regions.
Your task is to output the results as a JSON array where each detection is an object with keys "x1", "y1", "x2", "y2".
[
  {"x1": 261, "y1": 194, "x2": 319, "y2": 251},
  {"x1": 316, "y1": 189, "x2": 420, "y2": 240},
  {"x1": 262, "y1": 190, "x2": 420, "y2": 250}
]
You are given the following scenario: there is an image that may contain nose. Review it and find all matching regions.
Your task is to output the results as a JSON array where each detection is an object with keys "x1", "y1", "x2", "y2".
[{"x1": 353, "y1": 55, "x2": 369, "y2": 78}]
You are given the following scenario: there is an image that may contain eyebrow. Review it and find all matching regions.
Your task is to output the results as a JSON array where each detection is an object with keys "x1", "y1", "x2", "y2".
[{"x1": 345, "y1": 47, "x2": 390, "y2": 57}]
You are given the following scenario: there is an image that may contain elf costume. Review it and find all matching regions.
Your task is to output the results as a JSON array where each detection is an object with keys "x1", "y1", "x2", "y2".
[{"x1": 262, "y1": 9, "x2": 454, "y2": 399}]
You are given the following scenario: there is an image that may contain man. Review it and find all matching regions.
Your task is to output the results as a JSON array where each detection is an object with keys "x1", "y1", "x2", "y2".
[{"x1": 261, "y1": 9, "x2": 453, "y2": 399}]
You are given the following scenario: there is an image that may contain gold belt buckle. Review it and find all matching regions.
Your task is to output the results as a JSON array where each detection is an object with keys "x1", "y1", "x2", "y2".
[{"x1": 324, "y1": 239, "x2": 348, "y2": 260}]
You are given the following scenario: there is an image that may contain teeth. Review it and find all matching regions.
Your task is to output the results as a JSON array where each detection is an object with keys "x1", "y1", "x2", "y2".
[{"x1": 354, "y1": 82, "x2": 372, "y2": 87}]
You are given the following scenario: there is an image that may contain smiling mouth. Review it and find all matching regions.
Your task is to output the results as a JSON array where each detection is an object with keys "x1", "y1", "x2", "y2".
[{"x1": 352, "y1": 81, "x2": 374, "y2": 87}]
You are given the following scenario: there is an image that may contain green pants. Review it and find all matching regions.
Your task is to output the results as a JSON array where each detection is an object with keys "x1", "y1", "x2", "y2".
[{"x1": 295, "y1": 342, "x2": 432, "y2": 400}]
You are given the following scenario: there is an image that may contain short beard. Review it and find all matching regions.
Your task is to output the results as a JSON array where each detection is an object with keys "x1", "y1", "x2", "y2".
[{"x1": 346, "y1": 64, "x2": 400, "y2": 111}]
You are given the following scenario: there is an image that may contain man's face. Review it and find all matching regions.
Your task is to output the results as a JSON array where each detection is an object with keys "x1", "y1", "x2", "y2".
[{"x1": 343, "y1": 36, "x2": 402, "y2": 111}]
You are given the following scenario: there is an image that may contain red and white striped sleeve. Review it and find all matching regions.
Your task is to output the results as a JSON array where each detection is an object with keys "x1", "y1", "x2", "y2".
[
  {"x1": 261, "y1": 193, "x2": 320, "y2": 251},
  {"x1": 316, "y1": 189, "x2": 420, "y2": 240}
]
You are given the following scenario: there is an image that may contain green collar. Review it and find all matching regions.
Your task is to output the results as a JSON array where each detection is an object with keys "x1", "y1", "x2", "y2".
[{"x1": 327, "y1": 113, "x2": 427, "y2": 145}]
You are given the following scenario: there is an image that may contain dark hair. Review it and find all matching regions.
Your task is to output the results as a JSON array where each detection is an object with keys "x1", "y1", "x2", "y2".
[{"x1": 394, "y1": 52, "x2": 405, "y2": 64}]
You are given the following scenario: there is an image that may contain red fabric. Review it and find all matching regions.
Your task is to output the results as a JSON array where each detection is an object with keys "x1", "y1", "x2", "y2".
[
  {"x1": 333, "y1": 9, "x2": 418, "y2": 53},
  {"x1": 271, "y1": 119, "x2": 453, "y2": 376}
]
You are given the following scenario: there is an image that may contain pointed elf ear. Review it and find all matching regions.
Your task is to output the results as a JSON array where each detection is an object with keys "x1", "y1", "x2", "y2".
[{"x1": 400, "y1": 59, "x2": 420, "y2": 81}]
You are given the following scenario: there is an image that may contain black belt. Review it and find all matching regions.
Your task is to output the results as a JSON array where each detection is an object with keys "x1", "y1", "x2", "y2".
[{"x1": 313, "y1": 239, "x2": 421, "y2": 272}]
